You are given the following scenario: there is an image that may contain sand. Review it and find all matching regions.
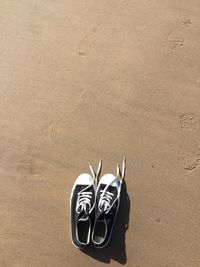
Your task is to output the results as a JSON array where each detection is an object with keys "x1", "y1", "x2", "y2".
[{"x1": 0, "y1": 0, "x2": 200, "y2": 266}]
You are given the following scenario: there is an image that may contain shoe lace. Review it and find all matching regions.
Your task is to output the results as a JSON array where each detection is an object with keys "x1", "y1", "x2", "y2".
[
  {"x1": 76, "y1": 191, "x2": 93, "y2": 214},
  {"x1": 98, "y1": 190, "x2": 114, "y2": 212}
]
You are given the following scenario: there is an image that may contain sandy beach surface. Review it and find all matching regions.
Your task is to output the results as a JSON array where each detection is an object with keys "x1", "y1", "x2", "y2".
[{"x1": 0, "y1": 0, "x2": 200, "y2": 266}]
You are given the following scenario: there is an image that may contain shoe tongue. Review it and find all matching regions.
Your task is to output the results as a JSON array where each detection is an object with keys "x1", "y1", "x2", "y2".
[{"x1": 80, "y1": 203, "x2": 90, "y2": 213}]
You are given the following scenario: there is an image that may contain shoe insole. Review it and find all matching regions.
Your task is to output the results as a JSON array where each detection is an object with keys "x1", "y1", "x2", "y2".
[
  {"x1": 94, "y1": 220, "x2": 106, "y2": 244},
  {"x1": 77, "y1": 220, "x2": 89, "y2": 244}
]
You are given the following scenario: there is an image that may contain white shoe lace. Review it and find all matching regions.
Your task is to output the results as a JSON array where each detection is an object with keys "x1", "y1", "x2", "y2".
[
  {"x1": 76, "y1": 191, "x2": 93, "y2": 214},
  {"x1": 97, "y1": 157, "x2": 126, "y2": 213},
  {"x1": 98, "y1": 190, "x2": 114, "y2": 212}
]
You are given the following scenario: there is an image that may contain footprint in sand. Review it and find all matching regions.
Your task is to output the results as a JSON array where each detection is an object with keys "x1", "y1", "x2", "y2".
[
  {"x1": 181, "y1": 18, "x2": 192, "y2": 28},
  {"x1": 78, "y1": 25, "x2": 102, "y2": 57},
  {"x1": 16, "y1": 157, "x2": 45, "y2": 176},
  {"x1": 179, "y1": 113, "x2": 198, "y2": 131},
  {"x1": 179, "y1": 151, "x2": 200, "y2": 171},
  {"x1": 48, "y1": 122, "x2": 60, "y2": 138},
  {"x1": 29, "y1": 158, "x2": 45, "y2": 175},
  {"x1": 179, "y1": 114, "x2": 200, "y2": 171},
  {"x1": 42, "y1": 120, "x2": 62, "y2": 139},
  {"x1": 168, "y1": 30, "x2": 184, "y2": 49}
]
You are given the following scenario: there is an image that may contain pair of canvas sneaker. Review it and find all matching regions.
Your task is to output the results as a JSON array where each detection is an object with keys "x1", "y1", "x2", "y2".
[{"x1": 70, "y1": 158, "x2": 126, "y2": 249}]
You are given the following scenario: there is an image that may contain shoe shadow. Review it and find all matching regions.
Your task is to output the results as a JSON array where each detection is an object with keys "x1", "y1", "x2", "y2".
[{"x1": 82, "y1": 179, "x2": 130, "y2": 264}]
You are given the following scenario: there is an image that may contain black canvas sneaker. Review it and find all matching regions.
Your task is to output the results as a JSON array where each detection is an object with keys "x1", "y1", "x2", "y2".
[
  {"x1": 70, "y1": 159, "x2": 102, "y2": 249},
  {"x1": 92, "y1": 158, "x2": 126, "y2": 248}
]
